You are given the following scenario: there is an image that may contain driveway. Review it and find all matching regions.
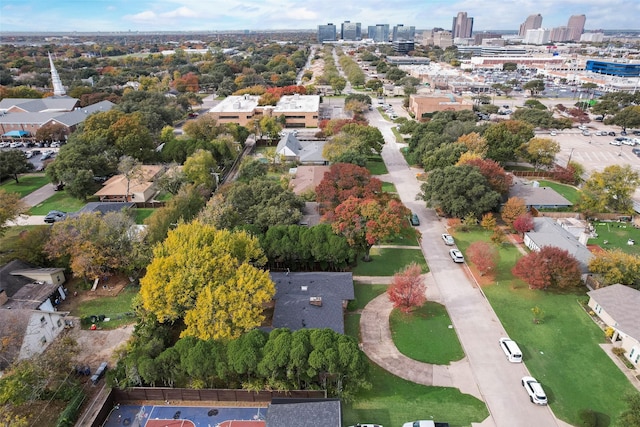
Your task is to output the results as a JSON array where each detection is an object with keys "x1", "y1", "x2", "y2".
[{"x1": 370, "y1": 109, "x2": 565, "y2": 427}]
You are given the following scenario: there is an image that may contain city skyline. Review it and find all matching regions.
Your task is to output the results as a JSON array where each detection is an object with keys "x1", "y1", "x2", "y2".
[{"x1": 1, "y1": 0, "x2": 639, "y2": 33}]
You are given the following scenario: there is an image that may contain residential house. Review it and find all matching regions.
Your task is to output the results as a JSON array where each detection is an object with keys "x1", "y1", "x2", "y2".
[
  {"x1": 408, "y1": 92, "x2": 473, "y2": 119},
  {"x1": 270, "y1": 272, "x2": 354, "y2": 334},
  {"x1": 508, "y1": 178, "x2": 573, "y2": 210},
  {"x1": 275, "y1": 133, "x2": 327, "y2": 164},
  {"x1": 288, "y1": 165, "x2": 330, "y2": 196},
  {"x1": 587, "y1": 285, "x2": 640, "y2": 367},
  {"x1": 0, "y1": 260, "x2": 69, "y2": 371},
  {"x1": 267, "y1": 398, "x2": 341, "y2": 427},
  {"x1": 523, "y1": 217, "x2": 593, "y2": 272},
  {"x1": 94, "y1": 165, "x2": 164, "y2": 203}
]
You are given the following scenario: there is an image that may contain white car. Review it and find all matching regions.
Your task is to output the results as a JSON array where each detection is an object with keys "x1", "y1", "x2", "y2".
[
  {"x1": 549, "y1": 130, "x2": 557, "y2": 136},
  {"x1": 609, "y1": 140, "x2": 621, "y2": 146},
  {"x1": 349, "y1": 424, "x2": 383, "y2": 427},
  {"x1": 441, "y1": 234, "x2": 455, "y2": 245},
  {"x1": 521, "y1": 376, "x2": 548, "y2": 405},
  {"x1": 578, "y1": 125, "x2": 587, "y2": 131},
  {"x1": 402, "y1": 421, "x2": 436, "y2": 427},
  {"x1": 499, "y1": 337, "x2": 523, "y2": 363},
  {"x1": 449, "y1": 249, "x2": 464, "y2": 263},
  {"x1": 622, "y1": 139, "x2": 636, "y2": 146}
]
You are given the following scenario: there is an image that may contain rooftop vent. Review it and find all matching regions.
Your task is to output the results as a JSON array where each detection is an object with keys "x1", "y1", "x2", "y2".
[
  {"x1": 301, "y1": 286, "x2": 308, "y2": 292},
  {"x1": 309, "y1": 296, "x2": 322, "y2": 307}
]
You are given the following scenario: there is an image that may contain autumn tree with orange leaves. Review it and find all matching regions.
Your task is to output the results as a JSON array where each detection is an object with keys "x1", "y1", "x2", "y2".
[
  {"x1": 388, "y1": 262, "x2": 426, "y2": 313},
  {"x1": 316, "y1": 163, "x2": 382, "y2": 214},
  {"x1": 512, "y1": 246, "x2": 582, "y2": 289},
  {"x1": 467, "y1": 241, "x2": 499, "y2": 276}
]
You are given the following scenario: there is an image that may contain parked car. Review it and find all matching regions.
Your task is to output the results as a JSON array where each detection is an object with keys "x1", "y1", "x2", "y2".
[
  {"x1": 91, "y1": 362, "x2": 108, "y2": 385},
  {"x1": 409, "y1": 213, "x2": 420, "y2": 226},
  {"x1": 521, "y1": 376, "x2": 548, "y2": 405},
  {"x1": 441, "y1": 234, "x2": 455, "y2": 245},
  {"x1": 632, "y1": 148, "x2": 640, "y2": 156},
  {"x1": 403, "y1": 421, "x2": 449, "y2": 427},
  {"x1": 608, "y1": 131, "x2": 616, "y2": 136},
  {"x1": 609, "y1": 140, "x2": 621, "y2": 146},
  {"x1": 499, "y1": 337, "x2": 523, "y2": 363},
  {"x1": 348, "y1": 424, "x2": 383, "y2": 427},
  {"x1": 44, "y1": 210, "x2": 67, "y2": 224},
  {"x1": 449, "y1": 249, "x2": 464, "y2": 263},
  {"x1": 622, "y1": 139, "x2": 636, "y2": 146},
  {"x1": 549, "y1": 130, "x2": 557, "y2": 136}
]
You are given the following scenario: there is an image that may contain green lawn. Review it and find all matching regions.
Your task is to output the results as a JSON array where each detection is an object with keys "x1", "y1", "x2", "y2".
[
  {"x1": 1, "y1": 174, "x2": 50, "y2": 198},
  {"x1": 351, "y1": 248, "x2": 428, "y2": 276},
  {"x1": 156, "y1": 191, "x2": 173, "y2": 201},
  {"x1": 380, "y1": 234, "x2": 420, "y2": 246},
  {"x1": 452, "y1": 227, "x2": 637, "y2": 426},
  {"x1": 390, "y1": 302, "x2": 464, "y2": 365},
  {"x1": 536, "y1": 180, "x2": 580, "y2": 204},
  {"x1": 72, "y1": 285, "x2": 138, "y2": 329},
  {"x1": 28, "y1": 191, "x2": 88, "y2": 215},
  {"x1": 133, "y1": 208, "x2": 155, "y2": 224},
  {"x1": 381, "y1": 181, "x2": 397, "y2": 193},
  {"x1": 348, "y1": 282, "x2": 388, "y2": 311},
  {"x1": 589, "y1": 221, "x2": 640, "y2": 256},
  {"x1": 366, "y1": 157, "x2": 388, "y2": 175}
]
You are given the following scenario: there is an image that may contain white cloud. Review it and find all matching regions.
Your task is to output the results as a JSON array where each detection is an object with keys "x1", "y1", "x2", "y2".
[{"x1": 160, "y1": 6, "x2": 198, "y2": 19}]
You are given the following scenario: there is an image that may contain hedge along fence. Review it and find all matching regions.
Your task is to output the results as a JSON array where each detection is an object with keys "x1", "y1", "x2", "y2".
[{"x1": 56, "y1": 389, "x2": 85, "y2": 427}]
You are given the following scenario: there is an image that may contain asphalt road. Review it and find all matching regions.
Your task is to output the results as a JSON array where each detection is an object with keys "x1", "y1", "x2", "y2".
[{"x1": 369, "y1": 108, "x2": 565, "y2": 427}]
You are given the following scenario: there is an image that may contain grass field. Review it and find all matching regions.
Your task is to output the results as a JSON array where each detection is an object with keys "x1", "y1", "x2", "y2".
[
  {"x1": 366, "y1": 157, "x2": 388, "y2": 175},
  {"x1": 589, "y1": 221, "x2": 640, "y2": 256},
  {"x1": 351, "y1": 247, "x2": 428, "y2": 276},
  {"x1": 390, "y1": 302, "x2": 465, "y2": 365},
  {"x1": 72, "y1": 285, "x2": 138, "y2": 329},
  {"x1": 133, "y1": 208, "x2": 155, "y2": 224},
  {"x1": 536, "y1": 180, "x2": 580, "y2": 204},
  {"x1": 452, "y1": 227, "x2": 637, "y2": 426},
  {"x1": 381, "y1": 234, "x2": 420, "y2": 246},
  {"x1": 1, "y1": 174, "x2": 50, "y2": 198},
  {"x1": 348, "y1": 282, "x2": 388, "y2": 311},
  {"x1": 28, "y1": 191, "x2": 88, "y2": 215},
  {"x1": 381, "y1": 181, "x2": 397, "y2": 193}
]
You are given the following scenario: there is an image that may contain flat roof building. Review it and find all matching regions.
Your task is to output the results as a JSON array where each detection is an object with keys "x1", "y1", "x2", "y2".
[{"x1": 318, "y1": 23, "x2": 336, "y2": 43}]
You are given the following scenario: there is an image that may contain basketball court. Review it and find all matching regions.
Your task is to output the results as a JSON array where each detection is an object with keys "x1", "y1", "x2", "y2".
[{"x1": 102, "y1": 404, "x2": 267, "y2": 427}]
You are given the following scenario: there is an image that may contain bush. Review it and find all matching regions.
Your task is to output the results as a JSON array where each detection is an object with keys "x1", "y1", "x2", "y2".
[
  {"x1": 55, "y1": 390, "x2": 85, "y2": 427},
  {"x1": 578, "y1": 409, "x2": 597, "y2": 427},
  {"x1": 605, "y1": 326, "x2": 615, "y2": 339},
  {"x1": 612, "y1": 347, "x2": 626, "y2": 356}
]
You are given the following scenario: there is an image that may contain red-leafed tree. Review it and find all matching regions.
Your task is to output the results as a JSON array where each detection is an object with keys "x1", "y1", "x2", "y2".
[
  {"x1": 467, "y1": 241, "x2": 499, "y2": 276},
  {"x1": 512, "y1": 246, "x2": 582, "y2": 289},
  {"x1": 388, "y1": 262, "x2": 426, "y2": 313},
  {"x1": 316, "y1": 163, "x2": 382, "y2": 215},
  {"x1": 501, "y1": 197, "x2": 527, "y2": 229},
  {"x1": 331, "y1": 196, "x2": 413, "y2": 262},
  {"x1": 513, "y1": 214, "x2": 535, "y2": 235},
  {"x1": 457, "y1": 157, "x2": 513, "y2": 194}
]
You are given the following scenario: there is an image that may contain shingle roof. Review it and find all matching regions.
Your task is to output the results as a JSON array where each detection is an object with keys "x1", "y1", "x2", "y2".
[
  {"x1": 0, "y1": 260, "x2": 35, "y2": 297},
  {"x1": 587, "y1": 284, "x2": 640, "y2": 341},
  {"x1": 75, "y1": 202, "x2": 135, "y2": 216},
  {"x1": 509, "y1": 178, "x2": 573, "y2": 207},
  {"x1": 271, "y1": 272, "x2": 354, "y2": 334},
  {"x1": 267, "y1": 399, "x2": 341, "y2": 427},
  {"x1": 0, "y1": 97, "x2": 78, "y2": 113},
  {"x1": 526, "y1": 217, "x2": 593, "y2": 272},
  {"x1": 0, "y1": 309, "x2": 32, "y2": 371},
  {"x1": 0, "y1": 100, "x2": 114, "y2": 128},
  {"x1": 275, "y1": 134, "x2": 326, "y2": 163}
]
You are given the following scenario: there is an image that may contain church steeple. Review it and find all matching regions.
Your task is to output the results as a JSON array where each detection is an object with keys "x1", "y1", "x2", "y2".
[{"x1": 48, "y1": 52, "x2": 66, "y2": 97}]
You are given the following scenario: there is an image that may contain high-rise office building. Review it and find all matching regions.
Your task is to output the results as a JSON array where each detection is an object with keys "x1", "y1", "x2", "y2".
[
  {"x1": 392, "y1": 24, "x2": 415, "y2": 41},
  {"x1": 567, "y1": 14, "x2": 586, "y2": 41},
  {"x1": 341, "y1": 21, "x2": 362, "y2": 41},
  {"x1": 452, "y1": 12, "x2": 474, "y2": 38},
  {"x1": 524, "y1": 28, "x2": 550, "y2": 45},
  {"x1": 368, "y1": 24, "x2": 390, "y2": 43},
  {"x1": 549, "y1": 26, "x2": 570, "y2": 42},
  {"x1": 519, "y1": 14, "x2": 543, "y2": 37},
  {"x1": 317, "y1": 23, "x2": 337, "y2": 43}
]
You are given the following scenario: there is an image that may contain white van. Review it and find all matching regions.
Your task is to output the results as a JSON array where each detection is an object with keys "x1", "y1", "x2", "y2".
[{"x1": 499, "y1": 337, "x2": 523, "y2": 363}]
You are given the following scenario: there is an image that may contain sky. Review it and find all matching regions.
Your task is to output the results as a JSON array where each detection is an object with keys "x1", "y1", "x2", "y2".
[{"x1": 1, "y1": 0, "x2": 639, "y2": 33}]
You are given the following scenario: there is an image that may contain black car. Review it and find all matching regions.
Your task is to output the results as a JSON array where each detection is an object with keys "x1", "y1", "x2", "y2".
[
  {"x1": 608, "y1": 131, "x2": 616, "y2": 136},
  {"x1": 44, "y1": 210, "x2": 67, "y2": 224}
]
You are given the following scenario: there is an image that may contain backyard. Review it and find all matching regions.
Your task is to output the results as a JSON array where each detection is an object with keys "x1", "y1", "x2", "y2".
[
  {"x1": 350, "y1": 247, "x2": 428, "y2": 276},
  {"x1": 589, "y1": 221, "x2": 640, "y2": 256},
  {"x1": 453, "y1": 228, "x2": 638, "y2": 426}
]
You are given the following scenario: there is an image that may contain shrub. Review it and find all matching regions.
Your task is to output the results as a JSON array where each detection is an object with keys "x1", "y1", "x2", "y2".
[
  {"x1": 612, "y1": 347, "x2": 626, "y2": 356},
  {"x1": 605, "y1": 326, "x2": 615, "y2": 339},
  {"x1": 55, "y1": 390, "x2": 85, "y2": 427}
]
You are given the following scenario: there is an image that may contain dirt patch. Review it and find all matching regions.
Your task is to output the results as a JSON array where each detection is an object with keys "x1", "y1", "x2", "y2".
[
  {"x1": 57, "y1": 274, "x2": 131, "y2": 314},
  {"x1": 67, "y1": 324, "x2": 134, "y2": 367}
]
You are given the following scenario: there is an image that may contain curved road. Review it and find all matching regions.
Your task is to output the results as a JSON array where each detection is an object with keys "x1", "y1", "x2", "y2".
[{"x1": 369, "y1": 108, "x2": 567, "y2": 427}]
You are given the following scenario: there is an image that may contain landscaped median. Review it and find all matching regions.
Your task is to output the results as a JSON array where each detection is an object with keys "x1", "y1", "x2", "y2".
[{"x1": 454, "y1": 228, "x2": 638, "y2": 426}]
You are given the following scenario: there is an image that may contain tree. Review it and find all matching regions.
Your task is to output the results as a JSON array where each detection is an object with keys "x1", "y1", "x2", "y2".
[
  {"x1": 523, "y1": 79, "x2": 545, "y2": 97},
  {"x1": 331, "y1": 196, "x2": 413, "y2": 262},
  {"x1": 467, "y1": 241, "x2": 499, "y2": 276},
  {"x1": 457, "y1": 157, "x2": 512, "y2": 194},
  {"x1": 501, "y1": 197, "x2": 527, "y2": 229},
  {"x1": 156, "y1": 164, "x2": 186, "y2": 195},
  {"x1": 35, "y1": 122, "x2": 68, "y2": 143},
  {"x1": 117, "y1": 155, "x2": 142, "y2": 201},
  {"x1": 420, "y1": 165, "x2": 501, "y2": 219},
  {"x1": 183, "y1": 149, "x2": 217, "y2": 189},
  {"x1": 512, "y1": 246, "x2": 582, "y2": 289},
  {"x1": 330, "y1": 76, "x2": 346, "y2": 94},
  {"x1": 387, "y1": 263, "x2": 426, "y2": 313},
  {"x1": 316, "y1": 163, "x2": 382, "y2": 214},
  {"x1": 0, "y1": 150, "x2": 33, "y2": 183},
  {"x1": 513, "y1": 214, "x2": 534, "y2": 235},
  {"x1": 610, "y1": 105, "x2": 640, "y2": 131},
  {"x1": 0, "y1": 189, "x2": 25, "y2": 237},
  {"x1": 619, "y1": 393, "x2": 640, "y2": 427},
  {"x1": 480, "y1": 212, "x2": 497, "y2": 231},
  {"x1": 60, "y1": 169, "x2": 95, "y2": 201},
  {"x1": 457, "y1": 132, "x2": 487, "y2": 156},
  {"x1": 484, "y1": 120, "x2": 535, "y2": 164},
  {"x1": 579, "y1": 165, "x2": 640, "y2": 214},
  {"x1": 45, "y1": 211, "x2": 140, "y2": 281},
  {"x1": 518, "y1": 137, "x2": 560, "y2": 171},
  {"x1": 140, "y1": 222, "x2": 274, "y2": 341},
  {"x1": 588, "y1": 250, "x2": 640, "y2": 287}
]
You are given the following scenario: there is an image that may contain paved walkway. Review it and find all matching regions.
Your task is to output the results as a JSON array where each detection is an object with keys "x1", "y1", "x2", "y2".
[{"x1": 4, "y1": 177, "x2": 56, "y2": 226}]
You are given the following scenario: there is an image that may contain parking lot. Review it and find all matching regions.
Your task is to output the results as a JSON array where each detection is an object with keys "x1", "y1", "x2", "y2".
[{"x1": 0, "y1": 140, "x2": 59, "y2": 171}]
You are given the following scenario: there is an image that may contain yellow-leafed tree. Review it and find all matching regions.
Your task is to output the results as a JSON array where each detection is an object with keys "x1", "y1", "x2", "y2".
[{"x1": 140, "y1": 221, "x2": 274, "y2": 341}]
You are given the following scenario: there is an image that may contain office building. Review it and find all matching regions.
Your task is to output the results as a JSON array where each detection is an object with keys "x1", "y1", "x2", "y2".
[
  {"x1": 368, "y1": 24, "x2": 390, "y2": 43},
  {"x1": 317, "y1": 23, "x2": 336, "y2": 43},
  {"x1": 519, "y1": 14, "x2": 543, "y2": 37},
  {"x1": 581, "y1": 32, "x2": 604, "y2": 43},
  {"x1": 524, "y1": 28, "x2": 551, "y2": 45},
  {"x1": 474, "y1": 33, "x2": 501, "y2": 45},
  {"x1": 392, "y1": 24, "x2": 415, "y2": 41},
  {"x1": 392, "y1": 41, "x2": 415, "y2": 54},
  {"x1": 452, "y1": 12, "x2": 473, "y2": 38},
  {"x1": 586, "y1": 60, "x2": 640, "y2": 78},
  {"x1": 550, "y1": 26, "x2": 571, "y2": 42},
  {"x1": 341, "y1": 21, "x2": 361, "y2": 41},
  {"x1": 567, "y1": 14, "x2": 586, "y2": 41}
]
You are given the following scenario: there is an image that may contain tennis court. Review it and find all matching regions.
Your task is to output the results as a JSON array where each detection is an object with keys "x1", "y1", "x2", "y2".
[{"x1": 102, "y1": 404, "x2": 267, "y2": 427}]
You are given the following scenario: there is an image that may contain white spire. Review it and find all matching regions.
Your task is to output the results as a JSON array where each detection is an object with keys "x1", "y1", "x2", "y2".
[{"x1": 48, "y1": 52, "x2": 66, "y2": 97}]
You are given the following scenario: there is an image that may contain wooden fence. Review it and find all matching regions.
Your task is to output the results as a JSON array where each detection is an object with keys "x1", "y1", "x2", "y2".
[{"x1": 112, "y1": 387, "x2": 326, "y2": 403}]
